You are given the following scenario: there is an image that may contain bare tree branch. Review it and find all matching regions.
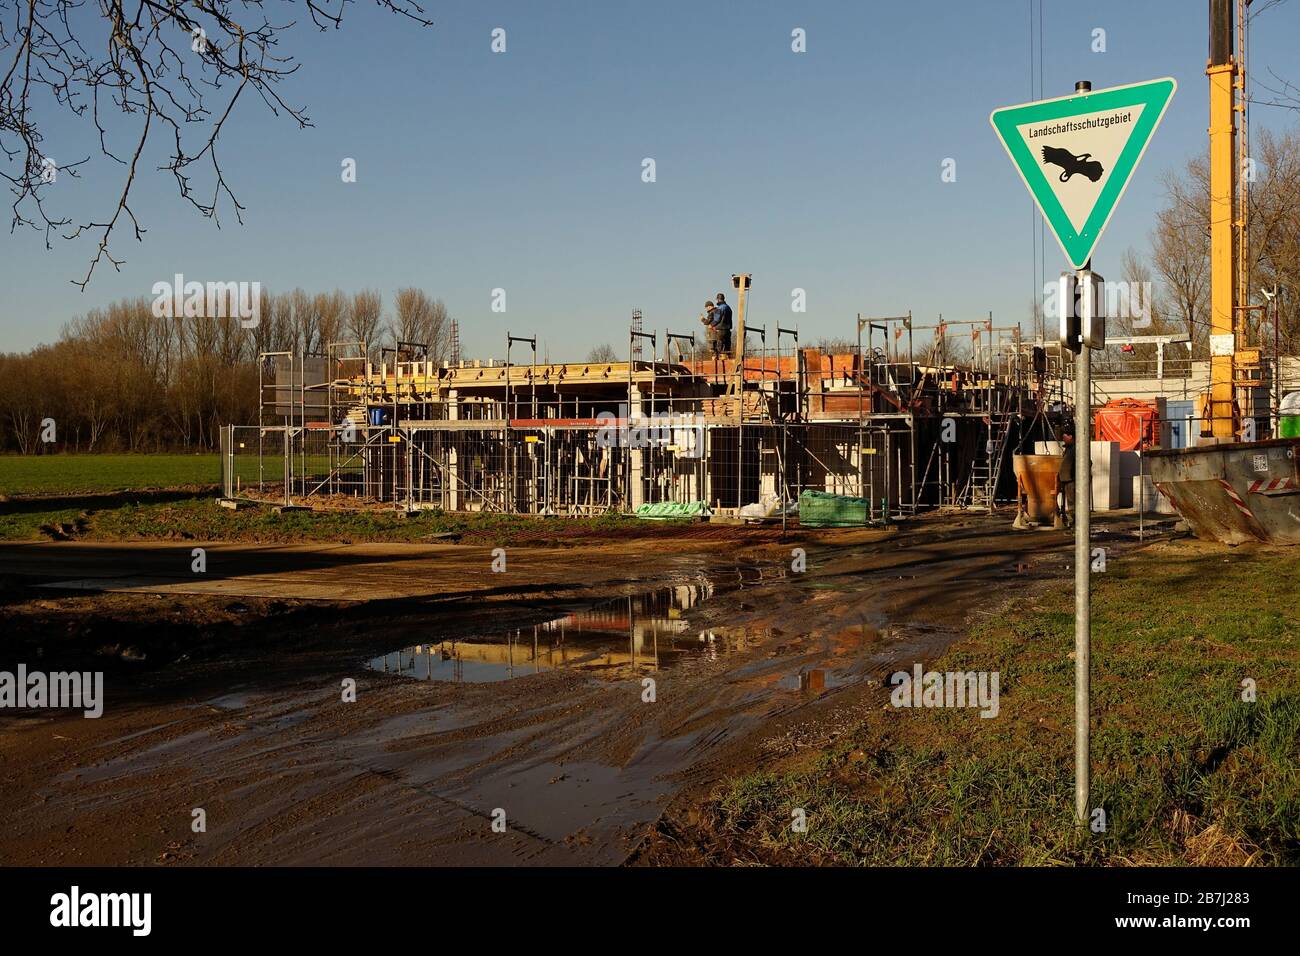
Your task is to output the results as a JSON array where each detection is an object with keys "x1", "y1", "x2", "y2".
[{"x1": 0, "y1": 0, "x2": 432, "y2": 287}]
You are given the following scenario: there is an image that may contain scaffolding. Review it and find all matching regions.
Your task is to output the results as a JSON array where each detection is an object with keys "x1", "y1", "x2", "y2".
[{"x1": 224, "y1": 316, "x2": 1071, "y2": 519}]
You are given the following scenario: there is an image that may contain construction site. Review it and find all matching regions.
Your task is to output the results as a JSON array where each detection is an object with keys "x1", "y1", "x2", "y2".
[
  {"x1": 218, "y1": 3, "x2": 1300, "y2": 546},
  {"x1": 225, "y1": 299, "x2": 1080, "y2": 521},
  {"x1": 223, "y1": 291, "x2": 1298, "y2": 539},
  {"x1": 3, "y1": 0, "x2": 1298, "y2": 891}
]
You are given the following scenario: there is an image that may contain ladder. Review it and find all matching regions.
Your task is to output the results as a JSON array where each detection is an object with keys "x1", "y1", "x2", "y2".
[
  {"x1": 449, "y1": 319, "x2": 462, "y2": 366},
  {"x1": 916, "y1": 434, "x2": 944, "y2": 508},
  {"x1": 963, "y1": 413, "x2": 1014, "y2": 511}
]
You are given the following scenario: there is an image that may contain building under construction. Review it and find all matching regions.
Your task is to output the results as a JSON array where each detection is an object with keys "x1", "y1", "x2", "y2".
[
  {"x1": 222, "y1": 283, "x2": 1074, "y2": 521},
  {"x1": 216, "y1": 1, "x2": 1300, "y2": 541}
]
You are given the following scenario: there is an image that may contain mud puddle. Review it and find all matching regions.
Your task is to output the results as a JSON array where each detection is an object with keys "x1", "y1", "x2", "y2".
[
  {"x1": 1, "y1": 512, "x2": 1133, "y2": 866},
  {"x1": 368, "y1": 566, "x2": 787, "y2": 684}
]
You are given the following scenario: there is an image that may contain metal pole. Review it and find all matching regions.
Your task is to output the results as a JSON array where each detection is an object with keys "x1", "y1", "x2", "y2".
[
  {"x1": 283, "y1": 421, "x2": 291, "y2": 508},
  {"x1": 531, "y1": 340, "x2": 537, "y2": 514},
  {"x1": 1074, "y1": 267, "x2": 1092, "y2": 827},
  {"x1": 628, "y1": 327, "x2": 633, "y2": 512},
  {"x1": 1138, "y1": 444, "x2": 1145, "y2": 539},
  {"x1": 857, "y1": 316, "x2": 864, "y2": 513},
  {"x1": 505, "y1": 334, "x2": 511, "y2": 513},
  {"x1": 406, "y1": 433, "x2": 413, "y2": 513},
  {"x1": 735, "y1": 276, "x2": 751, "y2": 514},
  {"x1": 737, "y1": 321, "x2": 743, "y2": 512},
  {"x1": 262, "y1": 356, "x2": 267, "y2": 496},
  {"x1": 909, "y1": 415, "x2": 916, "y2": 514},
  {"x1": 884, "y1": 428, "x2": 891, "y2": 523},
  {"x1": 774, "y1": 328, "x2": 784, "y2": 530},
  {"x1": 649, "y1": 335, "x2": 657, "y2": 505},
  {"x1": 1271, "y1": 288, "x2": 1281, "y2": 435}
]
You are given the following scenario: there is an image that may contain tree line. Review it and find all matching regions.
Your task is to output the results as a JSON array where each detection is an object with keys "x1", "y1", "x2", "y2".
[{"x1": 0, "y1": 288, "x2": 452, "y2": 454}]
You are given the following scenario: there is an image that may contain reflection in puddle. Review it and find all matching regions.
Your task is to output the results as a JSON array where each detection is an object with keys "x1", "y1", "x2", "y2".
[
  {"x1": 778, "y1": 667, "x2": 857, "y2": 692},
  {"x1": 368, "y1": 580, "x2": 765, "y2": 684},
  {"x1": 782, "y1": 668, "x2": 826, "y2": 692}
]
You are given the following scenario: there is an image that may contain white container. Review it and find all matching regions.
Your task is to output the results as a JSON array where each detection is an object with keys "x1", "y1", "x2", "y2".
[{"x1": 1090, "y1": 440, "x2": 1121, "y2": 511}]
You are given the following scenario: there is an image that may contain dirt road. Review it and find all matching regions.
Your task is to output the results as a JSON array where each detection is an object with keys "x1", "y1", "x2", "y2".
[{"x1": 0, "y1": 514, "x2": 1156, "y2": 865}]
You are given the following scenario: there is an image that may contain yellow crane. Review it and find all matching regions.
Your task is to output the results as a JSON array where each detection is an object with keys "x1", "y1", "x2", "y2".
[{"x1": 1204, "y1": 0, "x2": 1262, "y2": 440}]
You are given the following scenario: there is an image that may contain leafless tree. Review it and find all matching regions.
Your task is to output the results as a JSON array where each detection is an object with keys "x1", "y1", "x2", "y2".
[
  {"x1": 388, "y1": 287, "x2": 449, "y2": 360},
  {"x1": 1025, "y1": 297, "x2": 1045, "y2": 344},
  {"x1": 1249, "y1": 0, "x2": 1300, "y2": 113},
  {"x1": 290, "y1": 287, "x2": 320, "y2": 354},
  {"x1": 1150, "y1": 127, "x2": 1300, "y2": 358},
  {"x1": 0, "y1": 284, "x2": 464, "y2": 452},
  {"x1": 0, "y1": 0, "x2": 432, "y2": 288},
  {"x1": 1152, "y1": 158, "x2": 1213, "y2": 357},
  {"x1": 1094, "y1": 248, "x2": 1179, "y2": 378},
  {"x1": 316, "y1": 289, "x2": 347, "y2": 350},
  {"x1": 347, "y1": 288, "x2": 382, "y2": 349},
  {"x1": 1247, "y1": 128, "x2": 1300, "y2": 353}
]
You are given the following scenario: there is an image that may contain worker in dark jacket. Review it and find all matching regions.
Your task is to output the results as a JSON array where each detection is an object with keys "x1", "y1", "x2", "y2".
[
  {"x1": 713, "y1": 293, "x2": 733, "y2": 355},
  {"x1": 700, "y1": 301, "x2": 720, "y2": 358},
  {"x1": 1057, "y1": 430, "x2": 1075, "y2": 528}
]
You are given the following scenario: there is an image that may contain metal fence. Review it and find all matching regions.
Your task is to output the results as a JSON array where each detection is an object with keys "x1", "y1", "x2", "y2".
[{"x1": 221, "y1": 418, "x2": 903, "y2": 520}]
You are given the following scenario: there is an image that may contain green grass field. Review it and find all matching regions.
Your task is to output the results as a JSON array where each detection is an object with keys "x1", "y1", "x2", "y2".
[
  {"x1": 678, "y1": 545, "x2": 1300, "y2": 866},
  {"x1": 0, "y1": 488, "x2": 678, "y2": 545},
  {"x1": 0, "y1": 453, "x2": 220, "y2": 496},
  {"x1": 0, "y1": 453, "x2": 693, "y2": 545}
]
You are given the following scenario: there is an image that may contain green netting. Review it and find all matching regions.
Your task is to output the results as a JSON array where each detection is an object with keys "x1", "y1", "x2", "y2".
[
  {"x1": 798, "y1": 489, "x2": 870, "y2": 527},
  {"x1": 634, "y1": 500, "x2": 709, "y2": 520}
]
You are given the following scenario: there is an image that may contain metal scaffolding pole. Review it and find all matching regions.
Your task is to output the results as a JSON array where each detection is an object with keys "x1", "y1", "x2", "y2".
[{"x1": 505, "y1": 333, "x2": 536, "y2": 513}]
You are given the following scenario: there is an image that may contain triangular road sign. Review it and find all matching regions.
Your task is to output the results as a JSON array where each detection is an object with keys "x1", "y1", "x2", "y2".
[{"x1": 990, "y1": 77, "x2": 1176, "y2": 269}]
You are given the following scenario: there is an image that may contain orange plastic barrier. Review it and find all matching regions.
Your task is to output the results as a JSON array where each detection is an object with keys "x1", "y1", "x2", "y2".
[{"x1": 1094, "y1": 398, "x2": 1159, "y2": 451}]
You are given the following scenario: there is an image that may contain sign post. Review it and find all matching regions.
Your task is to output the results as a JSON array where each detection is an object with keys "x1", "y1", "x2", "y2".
[
  {"x1": 1073, "y1": 262, "x2": 1093, "y2": 829},
  {"x1": 993, "y1": 77, "x2": 1174, "y2": 826}
]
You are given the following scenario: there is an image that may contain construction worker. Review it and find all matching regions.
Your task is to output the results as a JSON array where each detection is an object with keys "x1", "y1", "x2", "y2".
[
  {"x1": 713, "y1": 292, "x2": 733, "y2": 355},
  {"x1": 700, "y1": 301, "x2": 720, "y2": 357},
  {"x1": 1057, "y1": 429, "x2": 1075, "y2": 528}
]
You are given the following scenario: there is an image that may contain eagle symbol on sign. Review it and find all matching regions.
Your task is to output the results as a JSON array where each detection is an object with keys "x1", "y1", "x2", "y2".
[{"x1": 1041, "y1": 146, "x2": 1104, "y2": 183}]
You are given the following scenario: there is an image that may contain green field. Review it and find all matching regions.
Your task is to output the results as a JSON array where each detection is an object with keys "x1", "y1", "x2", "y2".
[
  {"x1": 668, "y1": 545, "x2": 1300, "y2": 866},
  {"x1": 0, "y1": 453, "x2": 696, "y2": 545},
  {"x1": 0, "y1": 453, "x2": 220, "y2": 496},
  {"x1": 0, "y1": 490, "x2": 678, "y2": 545}
]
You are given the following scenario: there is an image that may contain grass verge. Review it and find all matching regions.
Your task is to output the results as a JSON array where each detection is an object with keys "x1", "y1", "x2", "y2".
[
  {"x1": 0, "y1": 453, "x2": 219, "y2": 495},
  {"x1": 665, "y1": 544, "x2": 1300, "y2": 865},
  {"x1": 0, "y1": 494, "x2": 686, "y2": 545}
]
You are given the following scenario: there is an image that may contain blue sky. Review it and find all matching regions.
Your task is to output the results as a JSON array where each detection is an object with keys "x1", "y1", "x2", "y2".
[{"x1": 3, "y1": 0, "x2": 1298, "y2": 357}]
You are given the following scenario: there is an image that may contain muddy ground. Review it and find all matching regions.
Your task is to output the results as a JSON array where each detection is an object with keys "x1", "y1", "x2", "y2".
[{"x1": 0, "y1": 512, "x2": 1166, "y2": 865}]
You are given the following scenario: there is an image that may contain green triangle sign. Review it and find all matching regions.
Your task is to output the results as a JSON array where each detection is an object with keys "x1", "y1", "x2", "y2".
[{"x1": 990, "y1": 77, "x2": 1176, "y2": 269}]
